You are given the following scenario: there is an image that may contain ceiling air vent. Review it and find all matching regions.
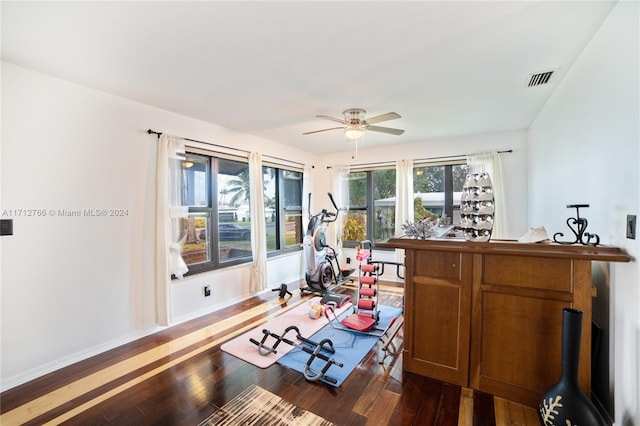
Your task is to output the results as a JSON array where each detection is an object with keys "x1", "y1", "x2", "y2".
[{"x1": 527, "y1": 70, "x2": 555, "y2": 87}]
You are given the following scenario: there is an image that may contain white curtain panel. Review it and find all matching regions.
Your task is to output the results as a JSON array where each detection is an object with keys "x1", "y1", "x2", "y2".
[
  {"x1": 330, "y1": 165, "x2": 350, "y2": 261},
  {"x1": 249, "y1": 152, "x2": 267, "y2": 292},
  {"x1": 395, "y1": 159, "x2": 414, "y2": 263},
  {"x1": 466, "y1": 151, "x2": 507, "y2": 239},
  {"x1": 156, "y1": 134, "x2": 189, "y2": 325},
  {"x1": 395, "y1": 159, "x2": 415, "y2": 234}
]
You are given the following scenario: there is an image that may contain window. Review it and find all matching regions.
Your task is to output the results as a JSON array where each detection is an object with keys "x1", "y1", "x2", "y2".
[
  {"x1": 216, "y1": 158, "x2": 253, "y2": 262},
  {"x1": 263, "y1": 167, "x2": 303, "y2": 251},
  {"x1": 343, "y1": 168, "x2": 396, "y2": 246},
  {"x1": 179, "y1": 154, "x2": 211, "y2": 267},
  {"x1": 281, "y1": 169, "x2": 304, "y2": 248},
  {"x1": 342, "y1": 161, "x2": 467, "y2": 248},
  {"x1": 178, "y1": 152, "x2": 303, "y2": 276},
  {"x1": 413, "y1": 162, "x2": 468, "y2": 224}
]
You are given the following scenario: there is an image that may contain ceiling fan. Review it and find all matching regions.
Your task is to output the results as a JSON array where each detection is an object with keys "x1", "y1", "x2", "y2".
[{"x1": 303, "y1": 108, "x2": 404, "y2": 140}]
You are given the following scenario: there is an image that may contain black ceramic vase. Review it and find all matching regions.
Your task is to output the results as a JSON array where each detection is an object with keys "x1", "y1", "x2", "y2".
[{"x1": 539, "y1": 308, "x2": 607, "y2": 426}]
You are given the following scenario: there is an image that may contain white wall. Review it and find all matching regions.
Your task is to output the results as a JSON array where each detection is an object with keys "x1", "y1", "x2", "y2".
[
  {"x1": 0, "y1": 62, "x2": 314, "y2": 390},
  {"x1": 529, "y1": 2, "x2": 639, "y2": 424}
]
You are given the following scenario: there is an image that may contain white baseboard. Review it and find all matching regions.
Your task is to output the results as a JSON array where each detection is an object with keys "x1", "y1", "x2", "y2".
[{"x1": 1, "y1": 325, "x2": 164, "y2": 392}]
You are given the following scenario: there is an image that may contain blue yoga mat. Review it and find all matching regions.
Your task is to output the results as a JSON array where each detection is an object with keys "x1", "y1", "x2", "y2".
[{"x1": 277, "y1": 305, "x2": 402, "y2": 387}]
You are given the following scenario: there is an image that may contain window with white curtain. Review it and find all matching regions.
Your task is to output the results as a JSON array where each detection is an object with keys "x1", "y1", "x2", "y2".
[
  {"x1": 342, "y1": 160, "x2": 468, "y2": 248},
  {"x1": 177, "y1": 151, "x2": 303, "y2": 276}
]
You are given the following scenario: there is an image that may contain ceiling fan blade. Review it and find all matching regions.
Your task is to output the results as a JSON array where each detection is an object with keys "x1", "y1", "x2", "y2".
[
  {"x1": 363, "y1": 112, "x2": 401, "y2": 125},
  {"x1": 302, "y1": 126, "x2": 345, "y2": 135},
  {"x1": 367, "y1": 125, "x2": 405, "y2": 135},
  {"x1": 316, "y1": 115, "x2": 349, "y2": 125}
]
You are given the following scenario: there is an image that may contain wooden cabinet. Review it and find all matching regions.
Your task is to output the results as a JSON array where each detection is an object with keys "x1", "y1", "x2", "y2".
[
  {"x1": 404, "y1": 249, "x2": 472, "y2": 386},
  {"x1": 469, "y1": 253, "x2": 592, "y2": 406},
  {"x1": 378, "y1": 238, "x2": 630, "y2": 407}
]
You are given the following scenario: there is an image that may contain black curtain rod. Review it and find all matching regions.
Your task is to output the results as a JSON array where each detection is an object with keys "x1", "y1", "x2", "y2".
[
  {"x1": 147, "y1": 129, "x2": 306, "y2": 168},
  {"x1": 415, "y1": 149, "x2": 512, "y2": 164},
  {"x1": 326, "y1": 149, "x2": 512, "y2": 169}
]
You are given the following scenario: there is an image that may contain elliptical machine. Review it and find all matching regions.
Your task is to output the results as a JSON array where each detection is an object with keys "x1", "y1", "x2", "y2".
[{"x1": 301, "y1": 193, "x2": 355, "y2": 295}]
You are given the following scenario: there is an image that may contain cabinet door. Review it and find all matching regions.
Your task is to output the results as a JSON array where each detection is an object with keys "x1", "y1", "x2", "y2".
[
  {"x1": 404, "y1": 249, "x2": 472, "y2": 386},
  {"x1": 469, "y1": 254, "x2": 591, "y2": 407}
]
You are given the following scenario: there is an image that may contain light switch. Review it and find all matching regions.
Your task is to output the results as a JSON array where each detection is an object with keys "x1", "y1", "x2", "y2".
[
  {"x1": 0, "y1": 219, "x2": 13, "y2": 236},
  {"x1": 627, "y1": 215, "x2": 636, "y2": 240}
]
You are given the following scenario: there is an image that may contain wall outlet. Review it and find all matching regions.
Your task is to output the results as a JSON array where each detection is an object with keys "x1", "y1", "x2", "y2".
[
  {"x1": 346, "y1": 257, "x2": 351, "y2": 264},
  {"x1": 203, "y1": 285, "x2": 211, "y2": 297},
  {"x1": 627, "y1": 215, "x2": 636, "y2": 239}
]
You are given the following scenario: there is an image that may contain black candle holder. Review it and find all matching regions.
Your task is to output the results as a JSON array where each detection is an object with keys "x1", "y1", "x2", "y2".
[{"x1": 553, "y1": 204, "x2": 600, "y2": 246}]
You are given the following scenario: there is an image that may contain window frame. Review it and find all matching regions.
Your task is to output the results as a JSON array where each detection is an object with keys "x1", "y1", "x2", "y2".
[
  {"x1": 179, "y1": 150, "x2": 303, "y2": 278},
  {"x1": 413, "y1": 159, "x2": 468, "y2": 222},
  {"x1": 342, "y1": 160, "x2": 467, "y2": 249},
  {"x1": 342, "y1": 166, "x2": 396, "y2": 249},
  {"x1": 264, "y1": 166, "x2": 304, "y2": 255}
]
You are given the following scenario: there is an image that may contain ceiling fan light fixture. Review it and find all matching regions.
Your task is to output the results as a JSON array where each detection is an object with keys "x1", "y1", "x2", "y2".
[{"x1": 344, "y1": 125, "x2": 364, "y2": 140}]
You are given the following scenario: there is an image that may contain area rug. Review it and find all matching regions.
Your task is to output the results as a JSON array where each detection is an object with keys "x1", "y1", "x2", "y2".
[
  {"x1": 220, "y1": 297, "x2": 352, "y2": 368},
  {"x1": 199, "y1": 384, "x2": 334, "y2": 426},
  {"x1": 277, "y1": 305, "x2": 403, "y2": 387}
]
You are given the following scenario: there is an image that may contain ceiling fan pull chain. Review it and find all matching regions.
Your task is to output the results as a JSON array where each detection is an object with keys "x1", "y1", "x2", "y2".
[{"x1": 353, "y1": 138, "x2": 359, "y2": 162}]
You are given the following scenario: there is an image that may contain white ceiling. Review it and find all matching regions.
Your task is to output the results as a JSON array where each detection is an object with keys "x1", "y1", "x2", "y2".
[{"x1": 1, "y1": 1, "x2": 617, "y2": 154}]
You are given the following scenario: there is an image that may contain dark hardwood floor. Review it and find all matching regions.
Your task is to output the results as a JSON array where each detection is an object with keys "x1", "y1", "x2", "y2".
[{"x1": 0, "y1": 280, "x2": 539, "y2": 425}]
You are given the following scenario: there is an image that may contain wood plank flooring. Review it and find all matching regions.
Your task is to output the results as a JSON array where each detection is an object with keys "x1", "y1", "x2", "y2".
[{"x1": 0, "y1": 280, "x2": 540, "y2": 425}]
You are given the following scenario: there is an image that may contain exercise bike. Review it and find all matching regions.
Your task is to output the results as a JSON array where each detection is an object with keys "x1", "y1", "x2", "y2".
[{"x1": 300, "y1": 193, "x2": 355, "y2": 295}]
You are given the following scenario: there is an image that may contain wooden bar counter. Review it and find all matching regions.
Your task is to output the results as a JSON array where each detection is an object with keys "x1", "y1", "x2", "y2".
[{"x1": 377, "y1": 237, "x2": 631, "y2": 407}]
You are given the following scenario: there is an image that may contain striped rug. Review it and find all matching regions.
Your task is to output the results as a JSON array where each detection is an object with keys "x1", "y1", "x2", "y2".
[{"x1": 200, "y1": 384, "x2": 334, "y2": 426}]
